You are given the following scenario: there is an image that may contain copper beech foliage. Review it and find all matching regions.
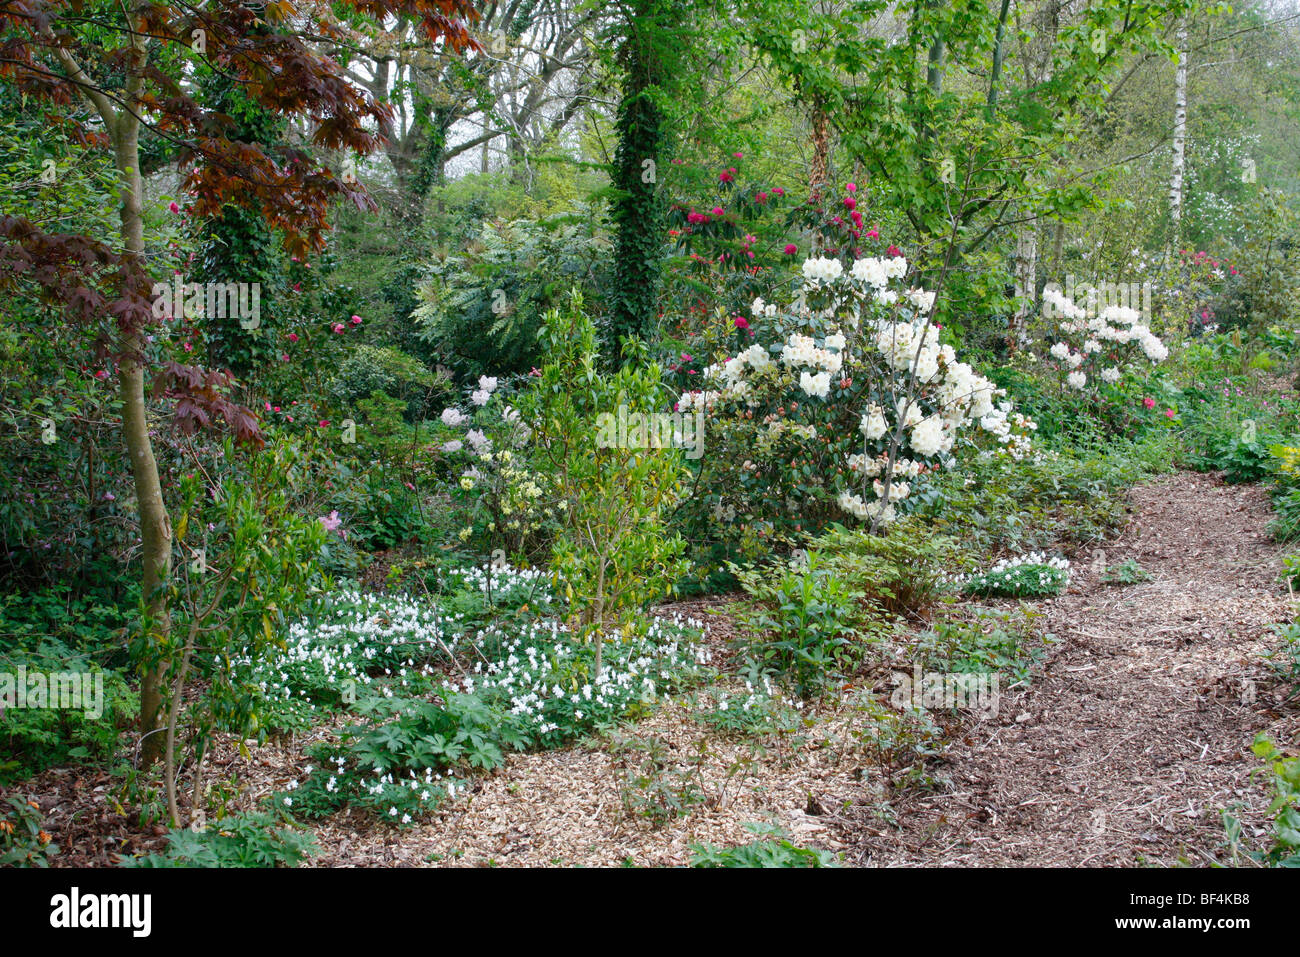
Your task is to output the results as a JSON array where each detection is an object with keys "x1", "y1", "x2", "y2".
[{"x1": 0, "y1": 0, "x2": 480, "y2": 443}]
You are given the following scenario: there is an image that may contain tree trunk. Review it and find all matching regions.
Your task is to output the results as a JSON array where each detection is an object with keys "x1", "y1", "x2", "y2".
[
  {"x1": 1011, "y1": 215, "x2": 1037, "y2": 351},
  {"x1": 809, "y1": 98, "x2": 830, "y2": 203},
  {"x1": 113, "y1": 111, "x2": 173, "y2": 768},
  {"x1": 1168, "y1": 18, "x2": 1188, "y2": 251},
  {"x1": 986, "y1": 0, "x2": 1012, "y2": 119}
]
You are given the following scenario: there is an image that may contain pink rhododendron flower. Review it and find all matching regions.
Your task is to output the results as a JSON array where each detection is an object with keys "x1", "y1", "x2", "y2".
[
  {"x1": 783, "y1": 243, "x2": 797, "y2": 255},
  {"x1": 1142, "y1": 397, "x2": 1156, "y2": 409}
]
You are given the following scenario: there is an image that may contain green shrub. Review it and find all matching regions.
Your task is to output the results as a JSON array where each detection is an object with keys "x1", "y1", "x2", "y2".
[
  {"x1": 851, "y1": 696, "x2": 945, "y2": 782},
  {"x1": 1101, "y1": 558, "x2": 1151, "y2": 585},
  {"x1": 609, "y1": 731, "x2": 706, "y2": 827},
  {"x1": 730, "y1": 552, "x2": 877, "y2": 697},
  {"x1": 693, "y1": 676, "x2": 805, "y2": 739},
  {"x1": 690, "y1": 824, "x2": 839, "y2": 867},
  {"x1": 121, "y1": 809, "x2": 316, "y2": 868},
  {"x1": 326, "y1": 344, "x2": 442, "y2": 412},
  {"x1": 1266, "y1": 621, "x2": 1300, "y2": 699},
  {"x1": 962, "y1": 553, "x2": 1071, "y2": 598},
  {"x1": 0, "y1": 795, "x2": 59, "y2": 867},
  {"x1": 914, "y1": 605, "x2": 1050, "y2": 687},
  {"x1": 810, "y1": 517, "x2": 963, "y2": 617},
  {"x1": 1193, "y1": 430, "x2": 1276, "y2": 483},
  {"x1": 0, "y1": 601, "x2": 138, "y2": 784},
  {"x1": 520, "y1": 294, "x2": 690, "y2": 675},
  {"x1": 916, "y1": 436, "x2": 1168, "y2": 554},
  {"x1": 413, "y1": 213, "x2": 608, "y2": 379},
  {"x1": 1222, "y1": 735, "x2": 1300, "y2": 868}
]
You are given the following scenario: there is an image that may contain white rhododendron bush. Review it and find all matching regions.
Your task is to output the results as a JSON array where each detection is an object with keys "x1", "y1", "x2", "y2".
[
  {"x1": 1038, "y1": 287, "x2": 1169, "y2": 393},
  {"x1": 679, "y1": 252, "x2": 1038, "y2": 554}
]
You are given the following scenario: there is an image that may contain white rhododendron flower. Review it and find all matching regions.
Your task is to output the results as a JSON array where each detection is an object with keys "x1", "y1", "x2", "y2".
[
  {"x1": 909, "y1": 416, "x2": 945, "y2": 457},
  {"x1": 1067, "y1": 370, "x2": 1087, "y2": 389},
  {"x1": 799, "y1": 370, "x2": 831, "y2": 398},
  {"x1": 860, "y1": 406, "x2": 888, "y2": 439},
  {"x1": 906, "y1": 287, "x2": 936, "y2": 312},
  {"x1": 801, "y1": 256, "x2": 844, "y2": 282},
  {"x1": 873, "y1": 478, "x2": 910, "y2": 502}
]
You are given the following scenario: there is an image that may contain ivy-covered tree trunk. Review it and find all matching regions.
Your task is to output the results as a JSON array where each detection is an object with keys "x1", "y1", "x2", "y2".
[
  {"x1": 407, "y1": 101, "x2": 455, "y2": 224},
  {"x1": 609, "y1": 0, "x2": 671, "y2": 350},
  {"x1": 194, "y1": 66, "x2": 286, "y2": 377}
]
